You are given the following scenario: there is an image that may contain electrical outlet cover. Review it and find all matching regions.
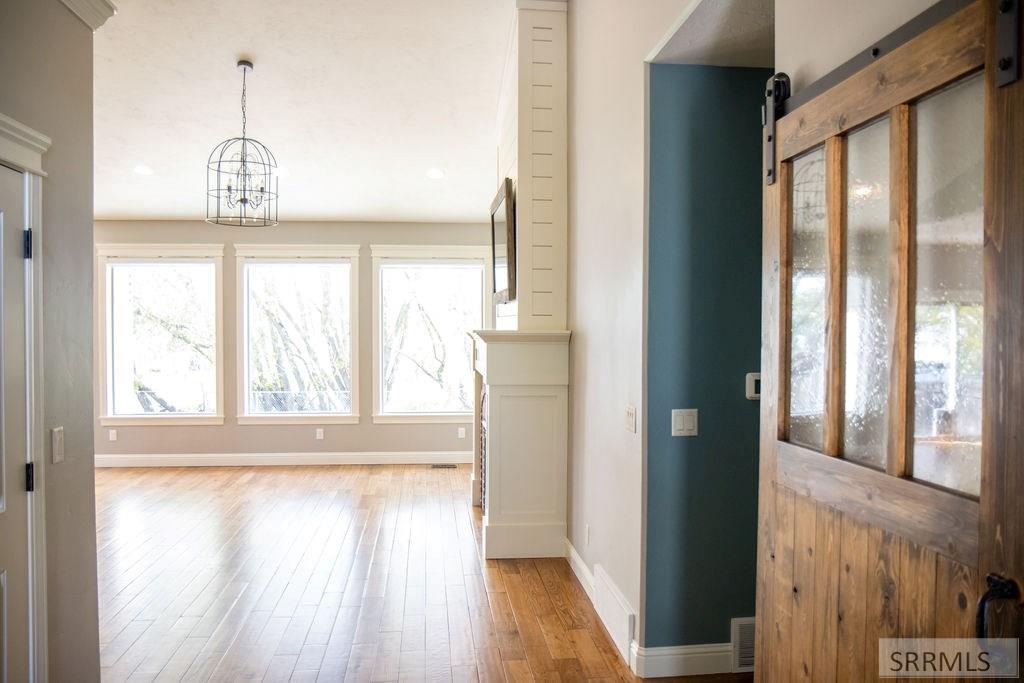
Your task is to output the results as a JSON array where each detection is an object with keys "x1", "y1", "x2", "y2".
[{"x1": 51, "y1": 426, "x2": 65, "y2": 463}]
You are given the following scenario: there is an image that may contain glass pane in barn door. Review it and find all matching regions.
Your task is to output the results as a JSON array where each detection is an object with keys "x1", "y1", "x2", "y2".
[
  {"x1": 788, "y1": 147, "x2": 827, "y2": 450},
  {"x1": 843, "y1": 119, "x2": 891, "y2": 468},
  {"x1": 913, "y1": 73, "x2": 984, "y2": 496}
]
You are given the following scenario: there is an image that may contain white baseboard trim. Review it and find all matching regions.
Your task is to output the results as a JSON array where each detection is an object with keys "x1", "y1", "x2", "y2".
[
  {"x1": 565, "y1": 539, "x2": 596, "y2": 600},
  {"x1": 563, "y1": 542, "x2": 735, "y2": 678},
  {"x1": 482, "y1": 521, "x2": 567, "y2": 559},
  {"x1": 94, "y1": 451, "x2": 473, "y2": 468},
  {"x1": 564, "y1": 540, "x2": 636, "y2": 666},
  {"x1": 629, "y1": 641, "x2": 734, "y2": 678}
]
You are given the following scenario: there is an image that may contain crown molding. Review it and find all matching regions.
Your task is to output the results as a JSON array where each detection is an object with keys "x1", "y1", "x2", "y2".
[
  {"x1": 60, "y1": 0, "x2": 117, "y2": 31},
  {"x1": 0, "y1": 113, "x2": 52, "y2": 176}
]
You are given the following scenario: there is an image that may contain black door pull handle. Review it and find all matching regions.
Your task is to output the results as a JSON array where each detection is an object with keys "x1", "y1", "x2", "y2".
[{"x1": 976, "y1": 573, "x2": 1021, "y2": 639}]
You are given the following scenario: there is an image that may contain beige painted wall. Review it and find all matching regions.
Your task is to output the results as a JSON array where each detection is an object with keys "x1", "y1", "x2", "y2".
[
  {"x1": 566, "y1": 0, "x2": 689, "y2": 615},
  {"x1": 0, "y1": 0, "x2": 101, "y2": 678},
  {"x1": 776, "y1": 0, "x2": 941, "y2": 92},
  {"x1": 94, "y1": 220, "x2": 489, "y2": 456}
]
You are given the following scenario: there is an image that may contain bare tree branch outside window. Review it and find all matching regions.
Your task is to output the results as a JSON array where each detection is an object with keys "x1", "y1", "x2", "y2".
[
  {"x1": 109, "y1": 262, "x2": 217, "y2": 415},
  {"x1": 380, "y1": 263, "x2": 482, "y2": 414},
  {"x1": 245, "y1": 262, "x2": 352, "y2": 414}
]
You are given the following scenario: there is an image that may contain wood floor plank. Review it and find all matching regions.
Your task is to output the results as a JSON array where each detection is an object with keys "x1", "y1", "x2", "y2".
[
  {"x1": 94, "y1": 465, "x2": 750, "y2": 683},
  {"x1": 566, "y1": 629, "x2": 611, "y2": 679},
  {"x1": 475, "y1": 646, "x2": 506, "y2": 683}
]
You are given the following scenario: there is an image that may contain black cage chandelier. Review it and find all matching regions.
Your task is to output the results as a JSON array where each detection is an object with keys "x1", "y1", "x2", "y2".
[{"x1": 206, "y1": 60, "x2": 279, "y2": 226}]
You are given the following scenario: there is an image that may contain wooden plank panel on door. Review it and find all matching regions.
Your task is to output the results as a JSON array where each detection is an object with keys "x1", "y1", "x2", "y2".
[
  {"x1": 898, "y1": 540, "x2": 937, "y2": 638},
  {"x1": 754, "y1": 128, "x2": 787, "y2": 681},
  {"x1": 769, "y1": 489, "x2": 796, "y2": 682},
  {"x1": 836, "y1": 516, "x2": 869, "y2": 682},
  {"x1": 864, "y1": 528, "x2": 900, "y2": 681},
  {"x1": 934, "y1": 552, "x2": 978, "y2": 683},
  {"x1": 811, "y1": 504, "x2": 841, "y2": 683},
  {"x1": 980, "y1": 0, "x2": 1024, "y2": 644},
  {"x1": 790, "y1": 495, "x2": 818, "y2": 680}
]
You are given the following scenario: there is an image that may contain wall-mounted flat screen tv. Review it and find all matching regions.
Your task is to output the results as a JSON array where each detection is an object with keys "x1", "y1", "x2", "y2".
[{"x1": 491, "y1": 177, "x2": 516, "y2": 303}]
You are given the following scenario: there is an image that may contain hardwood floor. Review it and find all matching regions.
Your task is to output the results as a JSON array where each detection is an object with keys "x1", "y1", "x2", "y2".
[{"x1": 96, "y1": 465, "x2": 751, "y2": 682}]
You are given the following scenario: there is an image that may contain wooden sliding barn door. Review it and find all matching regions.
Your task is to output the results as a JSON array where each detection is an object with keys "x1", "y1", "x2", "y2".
[{"x1": 755, "y1": 0, "x2": 1024, "y2": 679}]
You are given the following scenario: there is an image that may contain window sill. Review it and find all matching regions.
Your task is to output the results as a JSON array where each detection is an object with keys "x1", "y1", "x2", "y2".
[
  {"x1": 372, "y1": 414, "x2": 473, "y2": 424},
  {"x1": 237, "y1": 414, "x2": 360, "y2": 425},
  {"x1": 99, "y1": 415, "x2": 225, "y2": 426}
]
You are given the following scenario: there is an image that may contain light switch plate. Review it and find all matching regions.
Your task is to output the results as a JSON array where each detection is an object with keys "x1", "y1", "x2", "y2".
[
  {"x1": 745, "y1": 372, "x2": 761, "y2": 400},
  {"x1": 51, "y1": 426, "x2": 65, "y2": 463},
  {"x1": 671, "y1": 409, "x2": 698, "y2": 437},
  {"x1": 625, "y1": 405, "x2": 637, "y2": 433}
]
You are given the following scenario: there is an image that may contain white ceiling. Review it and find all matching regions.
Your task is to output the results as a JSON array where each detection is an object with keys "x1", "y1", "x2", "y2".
[
  {"x1": 652, "y1": 0, "x2": 773, "y2": 67},
  {"x1": 94, "y1": 0, "x2": 512, "y2": 222}
]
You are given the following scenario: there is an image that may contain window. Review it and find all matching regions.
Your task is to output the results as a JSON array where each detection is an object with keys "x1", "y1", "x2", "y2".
[
  {"x1": 782, "y1": 72, "x2": 984, "y2": 495},
  {"x1": 788, "y1": 147, "x2": 828, "y2": 449},
  {"x1": 236, "y1": 245, "x2": 360, "y2": 423},
  {"x1": 372, "y1": 246, "x2": 490, "y2": 422},
  {"x1": 97, "y1": 244, "x2": 224, "y2": 425}
]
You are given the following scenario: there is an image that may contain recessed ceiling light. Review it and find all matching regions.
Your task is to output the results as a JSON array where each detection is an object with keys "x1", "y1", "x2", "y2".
[
  {"x1": 426, "y1": 167, "x2": 446, "y2": 180},
  {"x1": 133, "y1": 164, "x2": 154, "y2": 176}
]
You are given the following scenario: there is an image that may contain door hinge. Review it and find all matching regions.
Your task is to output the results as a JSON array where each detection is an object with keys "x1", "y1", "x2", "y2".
[
  {"x1": 997, "y1": 0, "x2": 1021, "y2": 87},
  {"x1": 23, "y1": 228, "x2": 32, "y2": 259},
  {"x1": 762, "y1": 73, "x2": 791, "y2": 185},
  {"x1": 25, "y1": 462, "x2": 35, "y2": 492}
]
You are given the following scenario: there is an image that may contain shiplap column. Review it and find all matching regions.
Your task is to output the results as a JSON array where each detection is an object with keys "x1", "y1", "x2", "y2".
[
  {"x1": 498, "y1": 0, "x2": 568, "y2": 331},
  {"x1": 60, "y1": 0, "x2": 117, "y2": 31}
]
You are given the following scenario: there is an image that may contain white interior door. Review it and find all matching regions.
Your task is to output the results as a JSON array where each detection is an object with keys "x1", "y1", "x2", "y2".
[{"x1": 0, "y1": 163, "x2": 30, "y2": 682}]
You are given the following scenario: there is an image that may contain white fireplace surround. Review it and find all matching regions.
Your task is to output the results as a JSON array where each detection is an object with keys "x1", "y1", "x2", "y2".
[{"x1": 470, "y1": 330, "x2": 570, "y2": 559}]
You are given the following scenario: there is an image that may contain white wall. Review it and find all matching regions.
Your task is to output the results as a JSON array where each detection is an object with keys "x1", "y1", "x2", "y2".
[
  {"x1": 566, "y1": 0, "x2": 689, "y2": 616},
  {"x1": 776, "y1": 0, "x2": 940, "y2": 92},
  {"x1": 0, "y1": 0, "x2": 100, "y2": 679},
  {"x1": 566, "y1": 0, "x2": 947, "y2": 654},
  {"x1": 94, "y1": 220, "x2": 489, "y2": 457}
]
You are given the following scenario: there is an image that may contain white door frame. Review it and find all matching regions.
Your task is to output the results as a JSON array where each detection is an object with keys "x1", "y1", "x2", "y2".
[{"x1": 1, "y1": 111, "x2": 50, "y2": 682}]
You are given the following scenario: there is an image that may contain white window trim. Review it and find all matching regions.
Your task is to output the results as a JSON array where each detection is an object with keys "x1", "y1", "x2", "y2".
[
  {"x1": 95, "y1": 243, "x2": 226, "y2": 426},
  {"x1": 235, "y1": 244, "x2": 361, "y2": 424},
  {"x1": 371, "y1": 244, "x2": 493, "y2": 424}
]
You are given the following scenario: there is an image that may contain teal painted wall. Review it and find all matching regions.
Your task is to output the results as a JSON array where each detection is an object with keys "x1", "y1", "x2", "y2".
[{"x1": 644, "y1": 64, "x2": 770, "y2": 647}]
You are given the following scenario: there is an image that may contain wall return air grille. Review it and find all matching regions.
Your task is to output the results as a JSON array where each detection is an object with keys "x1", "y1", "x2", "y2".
[{"x1": 731, "y1": 616, "x2": 756, "y2": 672}]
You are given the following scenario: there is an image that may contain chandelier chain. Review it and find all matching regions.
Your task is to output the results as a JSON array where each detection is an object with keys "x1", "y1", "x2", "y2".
[{"x1": 241, "y1": 68, "x2": 247, "y2": 139}]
